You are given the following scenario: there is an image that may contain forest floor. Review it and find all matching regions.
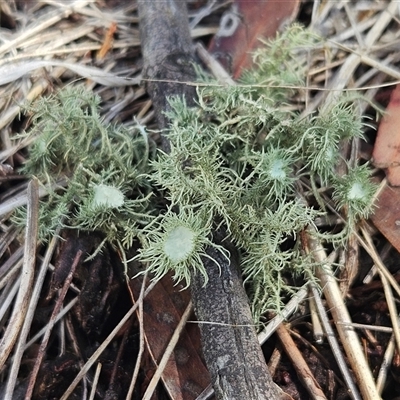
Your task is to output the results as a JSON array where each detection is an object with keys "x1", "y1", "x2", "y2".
[{"x1": 0, "y1": 1, "x2": 400, "y2": 399}]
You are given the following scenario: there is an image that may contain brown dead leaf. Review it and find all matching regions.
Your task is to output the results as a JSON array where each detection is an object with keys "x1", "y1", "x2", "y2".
[
  {"x1": 370, "y1": 181, "x2": 400, "y2": 254},
  {"x1": 208, "y1": 0, "x2": 300, "y2": 78},
  {"x1": 373, "y1": 84, "x2": 400, "y2": 186},
  {"x1": 130, "y1": 274, "x2": 210, "y2": 399}
]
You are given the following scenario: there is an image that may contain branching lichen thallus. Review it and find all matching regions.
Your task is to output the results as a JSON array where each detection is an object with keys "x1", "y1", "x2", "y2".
[{"x1": 16, "y1": 25, "x2": 377, "y2": 323}]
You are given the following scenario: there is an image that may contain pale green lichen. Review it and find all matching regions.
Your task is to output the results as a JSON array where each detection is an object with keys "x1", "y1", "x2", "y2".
[
  {"x1": 15, "y1": 24, "x2": 378, "y2": 322},
  {"x1": 13, "y1": 85, "x2": 154, "y2": 248},
  {"x1": 136, "y1": 208, "x2": 228, "y2": 287},
  {"x1": 164, "y1": 225, "x2": 196, "y2": 264},
  {"x1": 92, "y1": 184, "x2": 125, "y2": 209}
]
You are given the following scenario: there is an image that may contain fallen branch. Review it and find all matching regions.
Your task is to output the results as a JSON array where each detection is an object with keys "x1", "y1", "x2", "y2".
[{"x1": 138, "y1": 1, "x2": 280, "y2": 399}]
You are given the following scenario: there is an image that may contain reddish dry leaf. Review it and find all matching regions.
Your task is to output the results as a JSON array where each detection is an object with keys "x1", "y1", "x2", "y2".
[
  {"x1": 96, "y1": 22, "x2": 117, "y2": 61},
  {"x1": 373, "y1": 84, "x2": 400, "y2": 186},
  {"x1": 208, "y1": 0, "x2": 300, "y2": 78},
  {"x1": 371, "y1": 84, "x2": 400, "y2": 251},
  {"x1": 370, "y1": 182, "x2": 400, "y2": 254},
  {"x1": 130, "y1": 274, "x2": 210, "y2": 399}
]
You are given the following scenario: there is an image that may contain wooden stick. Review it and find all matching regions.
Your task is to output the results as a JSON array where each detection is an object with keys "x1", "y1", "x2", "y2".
[
  {"x1": 307, "y1": 228, "x2": 381, "y2": 400},
  {"x1": 276, "y1": 323, "x2": 327, "y2": 400}
]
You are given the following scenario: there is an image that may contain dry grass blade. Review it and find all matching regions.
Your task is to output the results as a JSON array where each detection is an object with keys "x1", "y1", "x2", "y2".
[
  {"x1": 125, "y1": 275, "x2": 146, "y2": 400},
  {"x1": 0, "y1": 178, "x2": 38, "y2": 370},
  {"x1": 308, "y1": 291, "x2": 324, "y2": 344},
  {"x1": 4, "y1": 232, "x2": 61, "y2": 399},
  {"x1": 23, "y1": 297, "x2": 79, "y2": 350},
  {"x1": 0, "y1": 64, "x2": 70, "y2": 132},
  {"x1": 0, "y1": 179, "x2": 66, "y2": 217},
  {"x1": 25, "y1": 249, "x2": 83, "y2": 399},
  {"x1": 0, "y1": 275, "x2": 21, "y2": 322},
  {"x1": 376, "y1": 335, "x2": 396, "y2": 394},
  {"x1": 89, "y1": 362, "x2": 102, "y2": 400},
  {"x1": 142, "y1": 300, "x2": 193, "y2": 400},
  {"x1": 259, "y1": 286, "x2": 309, "y2": 344},
  {"x1": 319, "y1": 0, "x2": 398, "y2": 112},
  {"x1": 196, "y1": 42, "x2": 235, "y2": 86},
  {"x1": 306, "y1": 227, "x2": 381, "y2": 400},
  {"x1": 309, "y1": 283, "x2": 362, "y2": 400},
  {"x1": 0, "y1": 59, "x2": 141, "y2": 86},
  {"x1": 378, "y1": 274, "x2": 400, "y2": 363},
  {"x1": 337, "y1": 323, "x2": 393, "y2": 334},
  {"x1": 59, "y1": 279, "x2": 158, "y2": 400},
  {"x1": 0, "y1": 0, "x2": 91, "y2": 56},
  {"x1": 360, "y1": 220, "x2": 400, "y2": 358},
  {"x1": 360, "y1": 225, "x2": 400, "y2": 301},
  {"x1": 0, "y1": 247, "x2": 23, "y2": 291}
]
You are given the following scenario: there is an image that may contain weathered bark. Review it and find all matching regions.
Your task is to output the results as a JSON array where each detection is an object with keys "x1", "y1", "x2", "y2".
[
  {"x1": 138, "y1": 1, "x2": 280, "y2": 399},
  {"x1": 192, "y1": 238, "x2": 280, "y2": 399},
  {"x1": 138, "y1": 0, "x2": 197, "y2": 152}
]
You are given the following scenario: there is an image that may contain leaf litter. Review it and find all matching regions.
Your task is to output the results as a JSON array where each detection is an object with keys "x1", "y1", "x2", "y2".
[{"x1": 0, "y1": 1, "x2": 399, "y2": 399}]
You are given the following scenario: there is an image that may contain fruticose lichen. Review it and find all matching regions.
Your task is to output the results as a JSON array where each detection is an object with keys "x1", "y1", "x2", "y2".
[{"x1": 15, "y1": 25, "x2": 377, "y2": 322}]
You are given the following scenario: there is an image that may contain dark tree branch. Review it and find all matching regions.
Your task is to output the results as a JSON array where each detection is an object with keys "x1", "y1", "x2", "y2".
[
  {"x1": 137, "y1": 2, "x2": 280, "y2": 399},
  {"x1": 192, "y1": 235, "x2": 281, "y2": 399},
  {"x1": 138, "y1": 0, "x2": 197, "y2": 151}
]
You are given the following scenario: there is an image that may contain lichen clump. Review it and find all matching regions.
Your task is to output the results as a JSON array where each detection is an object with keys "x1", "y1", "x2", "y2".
[
  {"x1": 17, "y1": 25, "x2": 377, "y2": 321},
  {"x1": 15, "y1": 86, "x2": 153, "y2": 249},
  {"x1": 138, "y1": 25, "x2": 377, "y2": 319}
]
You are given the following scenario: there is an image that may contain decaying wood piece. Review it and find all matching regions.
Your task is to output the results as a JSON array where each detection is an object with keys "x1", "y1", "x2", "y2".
[
  {"x1": 192, "y1": 241, "x2": 280, "y2": 399},
  {"x1": 138, "y1": 0, "x2": 197, "y2": 152},
  {"x1": 137, "y1": 1, "x2": 280, "y2": 399}
]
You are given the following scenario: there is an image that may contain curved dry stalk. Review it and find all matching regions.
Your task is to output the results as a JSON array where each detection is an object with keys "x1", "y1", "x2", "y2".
[{"x1": 0, "y1": 178, "x2": 39, "y2": 371}]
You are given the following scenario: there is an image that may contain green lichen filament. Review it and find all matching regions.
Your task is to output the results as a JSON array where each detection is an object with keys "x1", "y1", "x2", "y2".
[
  {"x1": 14, "y1": 85, "x2": 154, "y2": 251},
  {"x1": 15, "y1": 25, "x2": 378, "y2": 323}
]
